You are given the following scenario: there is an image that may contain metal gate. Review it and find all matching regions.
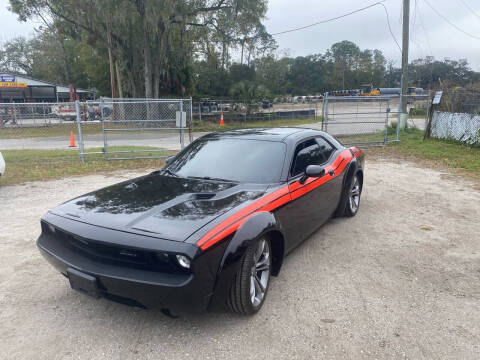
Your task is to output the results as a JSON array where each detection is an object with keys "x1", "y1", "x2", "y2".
[
  {"x1": 321, "y1": 94, "x2": 431, "y2": 146},
  {"x1": 321, "y1": 95, "x2": 396, "y2": 146},
  {"x1": 77, "y1": 98, "x2": 192, "y2": 161}
]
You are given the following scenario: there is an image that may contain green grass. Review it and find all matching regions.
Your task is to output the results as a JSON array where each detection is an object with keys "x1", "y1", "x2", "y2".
[
  {"x1": 336, "y1": 131, "x2": 388, "y2": 145},
  {"x1": 393, "y1": 129, "x2": 480, "y2": 173},
  {"x1": 0, "y1": 146, "x2": 176, "y2": 186},
  {"x1": 0, "y1": 123, "x2": 103, "y2": 139}
]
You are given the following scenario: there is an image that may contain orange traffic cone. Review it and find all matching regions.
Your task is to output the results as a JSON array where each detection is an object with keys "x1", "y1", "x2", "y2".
[
  {"x1": 220, "y1": 113, "x2": 224, "y2": 126},
  {"x1": 69, "y1": 131, "x2": 76, "y2": 147}
]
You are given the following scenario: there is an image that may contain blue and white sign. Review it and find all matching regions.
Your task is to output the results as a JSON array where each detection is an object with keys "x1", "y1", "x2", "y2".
[
  {"x1": 1, "y1": 75, "x2": 16, "y2": 82},
  {"x1": 432, "y1": 91, "x2": 443, "y2": 105}
]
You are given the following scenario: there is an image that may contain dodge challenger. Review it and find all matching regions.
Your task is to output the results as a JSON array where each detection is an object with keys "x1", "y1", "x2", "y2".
[{"x1": 37, "y1": 128, "x2": 364, "y2": 315}]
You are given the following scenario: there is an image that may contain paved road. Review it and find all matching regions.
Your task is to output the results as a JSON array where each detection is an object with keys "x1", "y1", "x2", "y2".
[
  {"x1": 1, "y1": 159, "x2": 479, "y2": 359},
  {"x1": 0, "y1": 130, "x2": 208, "y2": 151}
]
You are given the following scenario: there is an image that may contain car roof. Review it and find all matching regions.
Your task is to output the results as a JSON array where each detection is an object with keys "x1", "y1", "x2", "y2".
[{"x1": 203, "y1": 127, "x2": 326, "y2": 143}]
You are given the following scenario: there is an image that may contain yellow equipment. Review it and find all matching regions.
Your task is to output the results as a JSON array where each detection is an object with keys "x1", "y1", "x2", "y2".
[{"x1": 360, "y1": 84, "x2": 380, "y2": 96}]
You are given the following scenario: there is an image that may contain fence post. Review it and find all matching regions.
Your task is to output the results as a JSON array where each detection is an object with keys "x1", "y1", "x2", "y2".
[
  {"x1": 396, "y1": 95, "x2": 401, "y2": 142},
  {"x1": 385, "y1": 99, "x2": 390, "y2": 144},
  {"x1": 189, "y1": 98, "x2": 193, "y2": 143},
  {"x1": 199, "y1": 101, "x2": 202, "y2": 124},
  {"x1": 324, "y1": 94, "x2": 329, "y2": 132},
  {"x1": 13, "y1": 103, "x2": 17, "y2": 125},
  {"x1": 42, "y1": 103, "x2": 47, "y2": 126},
  {"x1": 424, "y1": 93, "x2": 431, "y2": 131},
  {"x1": 101, "y1": 98, "x2": 108, "y2": 160},
  {"x1": 179, "y1": 100, "x2": 185, "y2": 150},
  {"x1": 75, "y1": 100, "x2": 85, "y2": 162}
]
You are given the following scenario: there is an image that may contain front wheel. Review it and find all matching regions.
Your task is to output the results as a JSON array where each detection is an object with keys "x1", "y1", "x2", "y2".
[
  {"x1": 227, "y1": 237, "x2": 271, "y2": 315},
  {"x1": 344, "y1": 174, "x2": 361, "y2": 217}
]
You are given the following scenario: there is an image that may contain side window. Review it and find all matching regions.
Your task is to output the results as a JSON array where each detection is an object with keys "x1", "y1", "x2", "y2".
[
  {"x1": 291, "y1": 137, "x2": 336, "y2": 177},
  {"x1": 315, "y1": 137, "x2": 335, "y2": 164}
]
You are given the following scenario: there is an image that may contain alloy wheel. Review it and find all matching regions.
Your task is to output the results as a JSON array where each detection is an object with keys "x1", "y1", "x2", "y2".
[
  {"x1": 249, "y1": 238, "x2": 270, "y2": 307},
  {"x1": 349, "y1": 175, "x2": 361, "y2": 213}
]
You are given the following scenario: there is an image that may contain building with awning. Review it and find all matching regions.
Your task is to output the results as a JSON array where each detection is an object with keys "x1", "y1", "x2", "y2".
[{"x1": 0, "y1": 73, "x2": 96, "y2": 102}]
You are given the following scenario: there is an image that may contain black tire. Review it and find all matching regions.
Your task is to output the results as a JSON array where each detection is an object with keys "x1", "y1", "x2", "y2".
[
  {"x1": 227, "y1": 236, "x2": 271, "y2": 315},
  {"x1": 343, "y1": 173, "x2": 362, "y2": 217}
]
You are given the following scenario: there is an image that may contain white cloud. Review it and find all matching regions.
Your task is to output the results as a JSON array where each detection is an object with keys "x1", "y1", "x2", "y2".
[{"x1": 265, "y1": 0, "x2": 480, "y2": 70}]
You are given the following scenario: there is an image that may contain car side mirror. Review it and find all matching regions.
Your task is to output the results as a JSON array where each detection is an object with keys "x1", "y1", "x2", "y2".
[
  {"x1": 300, "y1": 165, "x2": 325, "y2": 184},
  {"x1": 165, "y1": 156, "x2": 175, "y2": 165}
]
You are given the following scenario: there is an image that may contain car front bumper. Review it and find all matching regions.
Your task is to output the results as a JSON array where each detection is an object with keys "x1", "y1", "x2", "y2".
[{"x1": 36, "y1": 214, "x2": 227, "y2": 313}]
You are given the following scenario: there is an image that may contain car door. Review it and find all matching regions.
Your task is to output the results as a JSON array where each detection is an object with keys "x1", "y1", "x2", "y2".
[{"x1": 277, "y1": 137, "x2": 338, "y2": 252}]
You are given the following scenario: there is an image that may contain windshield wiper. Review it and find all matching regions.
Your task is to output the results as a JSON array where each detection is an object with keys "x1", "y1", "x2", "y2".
[
  {"x1": 187, "y1": 175, "x2": 238, "y2": 183},
  {"x1": 162, "y1": 169, "x2": 180, "y2": 177}
]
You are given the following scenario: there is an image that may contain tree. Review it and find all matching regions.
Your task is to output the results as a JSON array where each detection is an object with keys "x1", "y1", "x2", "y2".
[
  {"x1": 8, "y1": 0, "x2": 273, "y2": 97},
  {"x1": 0, "y1": 37, "x2": 34, "y2": 74},
  {"x1": 229, "y1": 80, "x2": 268, "y2": 113}
]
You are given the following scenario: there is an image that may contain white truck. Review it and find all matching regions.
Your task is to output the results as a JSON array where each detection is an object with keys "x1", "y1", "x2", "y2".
[{"x1": 51, "y1": 103, "x2": 77, "y2": 121}]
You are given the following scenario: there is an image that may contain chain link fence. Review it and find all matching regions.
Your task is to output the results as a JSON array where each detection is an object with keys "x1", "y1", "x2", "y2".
[
  {"x1": 427, "y1": 88, "x2": 480, "y2": 146},
  {"x1": 78, "y1": 98, "x2": 192, "y2": 160},
  {"x1": 0, "y1": 99, "x2": 193, "y2": 161},
  {"x1": 0, "y1": 102, "x2": 80, "y2": 140},
  {"x1": 322, "y1": 94, "x2": 431, "y2": 146},
  {"x1": 193, "y1": 98, "x2": 320, "y2": 128}
]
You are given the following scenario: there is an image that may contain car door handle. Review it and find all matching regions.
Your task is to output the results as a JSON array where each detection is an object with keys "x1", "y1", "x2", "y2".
[{"x1": 328, "y1": 170, "x2": 335, "y2": 176}]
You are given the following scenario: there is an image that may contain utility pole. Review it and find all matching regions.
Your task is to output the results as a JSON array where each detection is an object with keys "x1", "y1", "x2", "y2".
[{"x1": 400, "y1": 0, "x2": 410, "y2": 115}]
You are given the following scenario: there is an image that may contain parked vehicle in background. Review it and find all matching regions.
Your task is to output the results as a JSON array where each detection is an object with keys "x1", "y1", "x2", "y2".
[
  {"x1": 232, "y1": 103, "x2": 247, "y2": 112},
  {"x1": 218, "y1": 102, "x2": 232, "y2": 112},
  {"x1": 0, "y1": 105, "x2": 20, "y2": 125},
  {"x1": 262, "y1": 100, "x2": 273, "y2": 109},
  {"x1": 51, "y1": 103, "x2": 77, "y2": 121},
  {"x1": 0, "y1": 152, "x2": 5, "y2": 177},
  {"x1": 200, "y1": 100, "x2": 219, "y2": 113},
  {"x1": 85, "y1": 101, "x2": 113, "y2": 120}
]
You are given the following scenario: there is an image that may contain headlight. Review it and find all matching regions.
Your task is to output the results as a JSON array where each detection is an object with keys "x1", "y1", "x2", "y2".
[
  {"x1": 47, "y1": 223, "x2": 56, "y2": 234},
  {"x1": 175, "y1": 254, "x2": 191, "y2": 269}
]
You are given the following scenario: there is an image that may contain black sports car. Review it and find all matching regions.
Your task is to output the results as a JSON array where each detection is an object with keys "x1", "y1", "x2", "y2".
[{"x1": 37, "y1": 128, "x2": 364, "y2": 315}]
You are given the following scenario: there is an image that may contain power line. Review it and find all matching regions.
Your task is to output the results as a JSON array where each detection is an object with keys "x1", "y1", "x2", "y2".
[
  {"x1": 457, "y1": 0, "x2": 480, "y2": 20},
  {"x1": 270, "y1": 1, "x2": 402, "y2": 53},
  {"x1": 380, "y1": 2, "x2": 402, "y2": 52},
  {"x1": 423, "y1": 0, "x2": 480, "y2": 40},
  {"x1": 270, "y1": 1, "x2": 385, "y2": 35}
]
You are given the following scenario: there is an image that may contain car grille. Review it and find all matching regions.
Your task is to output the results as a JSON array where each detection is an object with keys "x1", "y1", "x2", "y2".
[{"x1": 44, "y1": 223, "x2": 184, "y2": 274}]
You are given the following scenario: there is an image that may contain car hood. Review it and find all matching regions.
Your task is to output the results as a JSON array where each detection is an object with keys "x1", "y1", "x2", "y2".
[{"x1": 49, "y1": 172, "x2": 267, "y2": 242}]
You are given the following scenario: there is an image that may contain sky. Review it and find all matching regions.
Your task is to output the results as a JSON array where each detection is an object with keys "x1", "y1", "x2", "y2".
[{"x1": 1, "y1": 0, "x2": 480, "y2": 70}]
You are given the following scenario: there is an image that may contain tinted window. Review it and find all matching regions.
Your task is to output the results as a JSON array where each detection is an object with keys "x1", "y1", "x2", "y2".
[
  {"x1": 291, "y1": 137, "x2": 335, "y2": 176},
  {"x1": 315, "y1": 137, "x2": 335, "y2": 164},
  {"x1": 168, "y1": 138, "x2": 286, "y2": 183}
]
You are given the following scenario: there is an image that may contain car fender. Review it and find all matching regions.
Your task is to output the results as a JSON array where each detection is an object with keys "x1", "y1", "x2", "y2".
[
  {"x1": 208, "y1": 211, "x2": 283, "y2": 310},
  {"x1": 334, "y1": 150, "x2": 363, "y2": 216}
]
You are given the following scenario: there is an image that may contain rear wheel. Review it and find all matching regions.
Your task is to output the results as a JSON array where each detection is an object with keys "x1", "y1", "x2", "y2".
[{"x1": 227, "y1": 237, "x2": 271, "y2": 315}]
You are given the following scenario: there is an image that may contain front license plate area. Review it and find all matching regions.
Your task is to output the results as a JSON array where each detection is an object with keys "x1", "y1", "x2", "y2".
[{"x1": 67, "y1": 268, "x2": 100, "y2": 298}]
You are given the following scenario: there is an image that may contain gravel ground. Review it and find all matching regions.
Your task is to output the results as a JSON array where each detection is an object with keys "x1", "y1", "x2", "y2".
[{"x1": 1, "y1": 158, "x2": 479, "y2": 359}]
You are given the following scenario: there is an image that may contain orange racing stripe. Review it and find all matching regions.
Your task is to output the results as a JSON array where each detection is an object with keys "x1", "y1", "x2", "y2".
[{"x1": 198, "y1": 149, "x2": 354, "y2": 250}]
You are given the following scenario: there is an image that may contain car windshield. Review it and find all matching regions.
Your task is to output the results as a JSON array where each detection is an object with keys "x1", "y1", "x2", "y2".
[{"x1": 167, "y1": 138, "x2": 286, "y2": 183}]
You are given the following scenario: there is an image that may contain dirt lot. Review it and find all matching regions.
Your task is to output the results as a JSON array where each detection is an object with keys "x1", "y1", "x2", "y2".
[{"x1": 1, "y1": 158, "x2": 479, "y2": 359}]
